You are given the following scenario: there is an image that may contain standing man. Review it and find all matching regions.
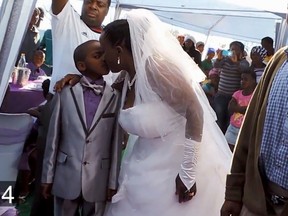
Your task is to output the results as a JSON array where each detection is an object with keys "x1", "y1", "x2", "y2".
[
  {"x1": 17, "y1": 8, "x2": 40, "y2": 64},
  {"x1": 48, "y1": 0, "x2": 112, "y2": 92},
  {"x1": 221, "y1": 46, "x2": 288, "y2": 216},
  {"x1": 261, "y1": 36, "x2": 275, "y2": 65}
]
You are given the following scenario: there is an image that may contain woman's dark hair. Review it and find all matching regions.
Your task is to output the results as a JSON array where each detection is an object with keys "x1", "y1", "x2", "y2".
[
  {"x1": 103, "y1": 19, "x2": 132, "y2": 53},
  {"x1": 230, "y1": 41, "x2": 245, "y2": 52},
  {"x1": 261, "y1": 37, "x2": 273, "y2": 46},
  {"x1": 242, "y1": 67, "x2": 256, "y2": 82}
]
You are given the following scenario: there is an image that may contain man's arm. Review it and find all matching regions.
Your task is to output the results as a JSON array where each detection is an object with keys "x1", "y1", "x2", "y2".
[{"x1": 52, "y1": 0, "x2": 68, "y2": 15}]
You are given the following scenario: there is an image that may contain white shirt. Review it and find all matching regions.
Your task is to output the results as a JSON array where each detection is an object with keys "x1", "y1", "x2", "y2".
[{"x1": 49, "y1": 2, "x2": 112, "y2": 92}]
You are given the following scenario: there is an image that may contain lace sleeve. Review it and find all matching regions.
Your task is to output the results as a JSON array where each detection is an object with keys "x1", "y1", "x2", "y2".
[{"x1": 146, "y1": 55, "x2": 204, "y2": 142}]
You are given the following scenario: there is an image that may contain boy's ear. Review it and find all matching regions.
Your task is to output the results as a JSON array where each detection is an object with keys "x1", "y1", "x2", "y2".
[{"x1": 76, "y1": 61, "x2": 86, "y2": 72}]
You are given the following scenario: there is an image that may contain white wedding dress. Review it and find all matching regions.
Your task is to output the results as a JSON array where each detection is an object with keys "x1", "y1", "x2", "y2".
[{"x1": 105, "y1": 77, "x2": 232, "y2": 216}]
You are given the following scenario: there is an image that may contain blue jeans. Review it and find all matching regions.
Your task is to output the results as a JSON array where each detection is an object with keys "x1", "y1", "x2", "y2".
[{"x1": 214, "y1": 93, "x2": 232, "y2": 133}]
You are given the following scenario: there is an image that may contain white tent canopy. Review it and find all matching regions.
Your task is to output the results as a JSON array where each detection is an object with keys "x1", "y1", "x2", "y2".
[{"x1": 113, "y1": 0, "x2": 286, "y2": 43}]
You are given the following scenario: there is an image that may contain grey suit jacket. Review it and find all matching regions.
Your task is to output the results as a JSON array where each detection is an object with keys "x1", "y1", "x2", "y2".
[{"x1": 41, "y1": 83, "x2": 122, "y2": 202}]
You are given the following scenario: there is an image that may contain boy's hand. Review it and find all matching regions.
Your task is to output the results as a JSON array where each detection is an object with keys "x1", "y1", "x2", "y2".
[
  {"x1": 41, "y1": 183, "x2": 53, "y2": 199},
  {"x1": 54, "y1": 74, "x2": 81, "y2": 92},
  {"x1": 107, "y1": 188, "x2": 117, "y2": 201}
]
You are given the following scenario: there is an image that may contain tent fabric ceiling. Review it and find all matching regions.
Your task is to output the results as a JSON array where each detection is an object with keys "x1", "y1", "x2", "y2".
[{"x1": 113, "y1": 0, "x2": 285, "y2": 43}]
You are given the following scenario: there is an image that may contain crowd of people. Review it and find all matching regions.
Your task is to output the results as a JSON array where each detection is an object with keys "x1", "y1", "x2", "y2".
[{"x1": 9, "y1": 0, "x2": 288, "y2": 216}]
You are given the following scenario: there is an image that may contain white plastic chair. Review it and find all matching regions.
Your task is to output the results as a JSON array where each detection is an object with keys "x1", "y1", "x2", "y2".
[{"x1": 0, "y1": 113, "x2": 33, "y2": 183}]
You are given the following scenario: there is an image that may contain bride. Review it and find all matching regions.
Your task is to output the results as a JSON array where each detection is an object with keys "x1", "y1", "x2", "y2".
[{"x1": 99, "y1": 9, "x2": 232, "y2": 216}]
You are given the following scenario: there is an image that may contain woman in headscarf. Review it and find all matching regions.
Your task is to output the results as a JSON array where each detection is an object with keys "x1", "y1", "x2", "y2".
[{"x1": 250, "y1": 46, "x2": 267, "y2": 83}]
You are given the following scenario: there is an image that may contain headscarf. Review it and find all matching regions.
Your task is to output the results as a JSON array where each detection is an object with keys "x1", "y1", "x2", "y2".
[{"x1": 251, "y1": 46, "x2": 267, "y2": 61}]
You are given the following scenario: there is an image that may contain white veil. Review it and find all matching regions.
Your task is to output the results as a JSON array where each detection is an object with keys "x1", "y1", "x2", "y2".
[
  {"x1": 125, "y1": 9, "x2": 228, "y2": 143},
  {"x1": 126, "y1": 9, "x2": 207, "y2": 106},
  {"x1": 126, "y1": 7, "x2": 231, "y2": 166}
]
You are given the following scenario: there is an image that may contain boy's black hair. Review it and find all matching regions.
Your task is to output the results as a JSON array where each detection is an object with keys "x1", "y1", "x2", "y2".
[
  {"x1": 73, "y1": 40, "x2": 99, "y2": 67},
  {"x1": 42, "y1": 79, "x2": 50, "y2": 98}
]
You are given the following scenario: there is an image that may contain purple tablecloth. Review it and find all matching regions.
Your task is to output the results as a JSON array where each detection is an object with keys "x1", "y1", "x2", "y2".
[{"x1": 1, "y1": 82, "x2": 45, "y2": 113}]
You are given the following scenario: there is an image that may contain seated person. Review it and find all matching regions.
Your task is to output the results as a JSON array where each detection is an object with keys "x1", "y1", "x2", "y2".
[
  {"x1": 27, "y1": 50, "x2": 47, "y2": 81},
  {"x1": 201, "y1": 48, "x2": 215, "y2": 76}
]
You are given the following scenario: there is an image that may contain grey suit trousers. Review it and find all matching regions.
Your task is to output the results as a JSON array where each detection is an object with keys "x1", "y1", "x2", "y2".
[{"x1": 54, "y1": 196, "x2": 105, "y2": 216}]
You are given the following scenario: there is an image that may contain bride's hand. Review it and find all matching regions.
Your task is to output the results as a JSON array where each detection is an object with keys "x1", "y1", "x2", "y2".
[
  {"x1": 54, "y1": 74, "x2": 81, "y2": 92},
  {"x1": 107, "y1": 188, "x2": 117, "y2": 202},
  {"x1": 175, "y1": 174, "x2": 196, "y2": 203}
]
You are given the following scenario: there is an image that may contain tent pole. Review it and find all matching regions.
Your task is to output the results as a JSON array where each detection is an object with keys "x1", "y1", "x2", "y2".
[
  {"x1": 0, "y1": 0, "x2": 37, "y2": 106},
  {"x1": 202, "y1": 15, "x2": 225, "y2": 60},
  {"x1": 113, "y1": 0, "x2": 121, "y2": 20}
]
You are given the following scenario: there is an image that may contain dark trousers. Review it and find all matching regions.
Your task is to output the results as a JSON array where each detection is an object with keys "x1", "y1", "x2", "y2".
[
  {"x1": 214, "y1": 93, "x2": 232, "y2": 134},
  {"x1": 30, "y1": 100, "x2": 54, "y2": 216}
]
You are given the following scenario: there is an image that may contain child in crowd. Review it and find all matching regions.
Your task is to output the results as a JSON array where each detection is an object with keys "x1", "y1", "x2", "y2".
[
  {"x1": 41, "y1": 40, "x2": 121, "y2": 216},
  {"x1": 17, "y1": 79, "x2": 52, "y2": 203},
  {"x1": 27, "y1": 50, "x2": 47, "y2": 80},
  {"x1": 250, "y1": 46, "x2": 267, "y2": 83},
  {"x1": 225, "y1": 69, "x2": 257, "y2": 152},
  {"x1": 201, "y1": 68, "x2": 220, "y2": 109},
  {"x1": 201, "y1": 48, "x2": 216, "y2": 76}
]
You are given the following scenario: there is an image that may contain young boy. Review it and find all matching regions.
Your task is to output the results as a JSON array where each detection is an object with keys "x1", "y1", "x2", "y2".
[
  {"x1": 41, "y1": 40, "x2": 121, "y2": 216},
  {"x1": 225, "y1": 69, "x2": 257, "y2": 152}
]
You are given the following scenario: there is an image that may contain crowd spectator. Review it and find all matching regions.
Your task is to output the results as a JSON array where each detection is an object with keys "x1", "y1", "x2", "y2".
[
  {"x1": 224, "y1": 69, "x2": 256, "y2": 152},
  {"x1": 27, "y1": 50, "x2": 47, "y2": 81},
  {"x1": 250, "y1": 46, "x2": 267, "y2": 83},
  {"x1": 17, "y1": 8, "x2": 40, "y2": 64},
  {"x1": 183, "y1": 35, "x2": 202, "y2": 66},
  {"x1": 221, "y1": 46, "x2": 288, "y2": 216},
  {"x1": 39, "y1": 29, "x2": 53, "y2": 75},
  {"x1": 213, "y1": 41, "x2": 250, "y2": 133},
  {"x1": 196, "y1": 41, "x2": 205, "y2": 54},
  {"x1": 261, "y1": 36, "x2": 274, "y2": 64},
  {"x1": 201, "y1": 48, "x2": 215, "y2": 76}
]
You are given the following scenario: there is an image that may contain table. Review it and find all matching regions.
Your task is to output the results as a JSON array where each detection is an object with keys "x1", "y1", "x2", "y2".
[{"x1": 0, "y1": 81, "x2": 46, "y2": 113}]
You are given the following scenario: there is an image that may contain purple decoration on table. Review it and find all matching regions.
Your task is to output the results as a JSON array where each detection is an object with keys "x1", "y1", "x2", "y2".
[
  {"x1": 1, "y1": 207, "x2": 18, "y2": 216},
  {"x1": 1, "y1": 83, "x2": 45, "y2": 113}
]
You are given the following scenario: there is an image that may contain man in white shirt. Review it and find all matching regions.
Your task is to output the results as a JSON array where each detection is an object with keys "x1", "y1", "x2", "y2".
[{"x1": 48, "y1": 0, "x2": 112, "y2": 92}]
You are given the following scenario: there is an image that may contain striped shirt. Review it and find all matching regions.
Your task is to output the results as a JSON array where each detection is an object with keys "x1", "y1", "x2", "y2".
[
  {"x1": 215, "y1": 58, "x2": 249, "y2": 95},
  {"x1": 254, "y1": 67, "x2": 265, "y2": 83},
  {"x1": 260, "y1": 60, "x2": 288, "y2": 189}
]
